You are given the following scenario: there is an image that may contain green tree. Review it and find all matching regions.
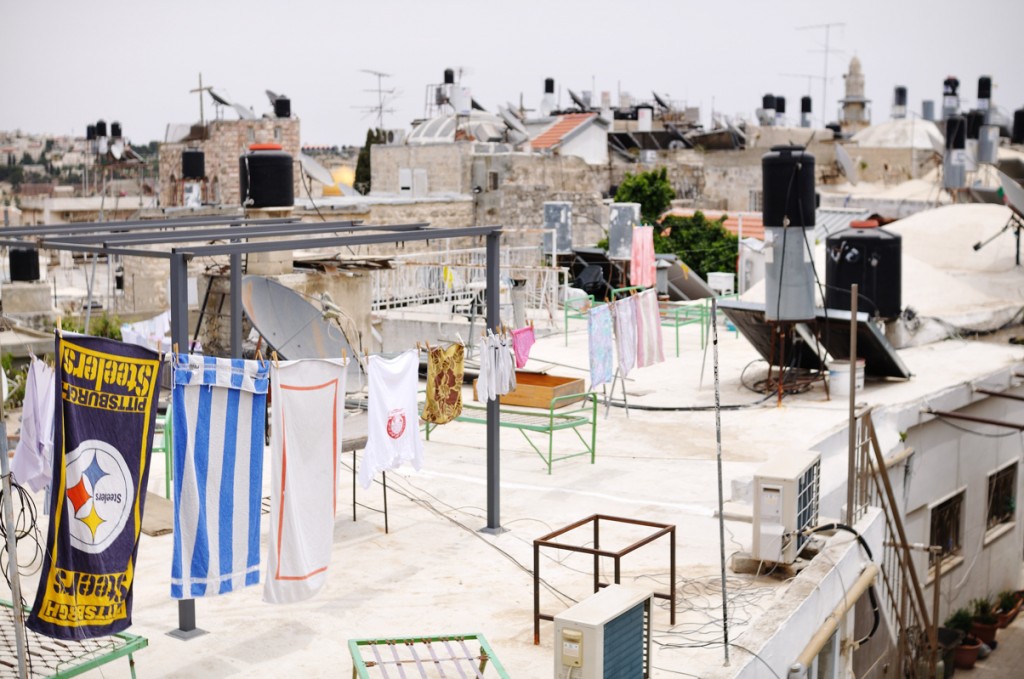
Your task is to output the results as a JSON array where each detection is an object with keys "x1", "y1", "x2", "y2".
[
  {"x1": 655, "y1": 212, "x2": 737, "y2": 281},
  {"x1": 354, "y1": 128, "x2": 383, "y2": 195},
  {"x1": 614, "y1": 167, "x2": 674, "y2": 223},
  {"x1": 20, "y1": 152, "x2": 33, "y2": 165}
]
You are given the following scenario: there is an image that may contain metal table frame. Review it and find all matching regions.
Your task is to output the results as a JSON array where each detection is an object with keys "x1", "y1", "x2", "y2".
[
  {"x1": 532, "y1": 514, "x2": 676, "y2": 644},
  {"x1": 348, "y1": 633, "x2": 509, "y2": 679},
  {"x1": 0, "y1": 599, "x2": 147, "y2": 679},
  {"x1": 1, "y1": 216, "x2": 507, "y2": 638}
]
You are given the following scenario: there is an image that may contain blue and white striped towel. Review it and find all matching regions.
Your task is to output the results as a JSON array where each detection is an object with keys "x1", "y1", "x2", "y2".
[{"x1": 171, "y1": 354, "x2": 270, "y2": 599}]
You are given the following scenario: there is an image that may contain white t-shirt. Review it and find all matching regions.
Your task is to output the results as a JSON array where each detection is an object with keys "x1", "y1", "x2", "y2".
[{"x1": 361, "y1": 350, "x2": 423, "y2": 488}]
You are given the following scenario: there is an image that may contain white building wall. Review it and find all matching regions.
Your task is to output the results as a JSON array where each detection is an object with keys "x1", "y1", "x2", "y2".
[{"x1": 561, "y1": 124, "x2": 609, "y2": 165}]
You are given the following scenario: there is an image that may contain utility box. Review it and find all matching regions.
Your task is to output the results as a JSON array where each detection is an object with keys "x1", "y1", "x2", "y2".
[
  {"x1": 553, "y1": 585, "x2": 652, "y2": 679},
  {"x1": 753, "y1": 451, "x2": 821, "y2": 564}
]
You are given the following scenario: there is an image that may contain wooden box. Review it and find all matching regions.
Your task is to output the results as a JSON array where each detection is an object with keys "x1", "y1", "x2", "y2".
[{"x1": 473, "y1": 372, "x2": 585, "y2": 409}]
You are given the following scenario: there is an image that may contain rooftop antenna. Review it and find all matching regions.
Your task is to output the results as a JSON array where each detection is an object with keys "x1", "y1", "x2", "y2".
[
  {"x1": 189, "y1": 72, "x2": 213, "y2": 133},
  {"x1": 358, "y1": 69, "x2": 397, "y2": 130},
  {"x1": 796, "y1": 22, "x2": 845, "y2": 127}
]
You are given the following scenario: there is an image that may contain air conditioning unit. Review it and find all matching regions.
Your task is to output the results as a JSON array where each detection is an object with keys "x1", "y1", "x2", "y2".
[
  {"x1": 753, "y1": 451, "x2": 821, "y2": 564},
  {"x1": 383, "y1": 129, "x2": 406, "y2": 145},
  {"x1": 553, "y1": 585, "x2": 652, "y2": 679}
]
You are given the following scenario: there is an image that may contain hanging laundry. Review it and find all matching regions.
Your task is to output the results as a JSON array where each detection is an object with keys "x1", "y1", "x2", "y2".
[
  {"x1": 630, "y1": 225, "x2": 656, "y2": 288},
  {"x1": 588, "y1": 304, "x2": 614, "y2": 388},
  {"x1": 635, "y1": 289, "x2": 665, "y2": 368},
  {"x1": 265, "y1": 358, "x2": 347, "y2": 604},
  {"x1": 511, "y1": 325, "x2": 536, "y2": 369},
  {"x1": 361, "y1": 350, "x2": 423, "y2": 489},
  {"x1": 614, "y1": 298, "x2": 637, "y2": 378},
  {"x1": 28, "y1": 333, "x2": 161, "y2": 640},
  {"x1": 170, "y1": 354, "x2": 269, "y2": 599},
  {"x1": 422, "y1": 343, "x2": 464, "y2": 425},
  {"x1": 475, "y1": 332, "x2": 517, "y2": 402},
  {"x1": 11, "y1": 357, "x2": 55, "y2": 493},
  {"x1": 120, "y1": 310, "x2": 172, "y2": 353}
]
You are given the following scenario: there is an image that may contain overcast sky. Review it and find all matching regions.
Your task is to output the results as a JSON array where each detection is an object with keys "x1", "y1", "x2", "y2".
[{"x1": 3, "y1": 0, "x2": 1022, "y2": 147}]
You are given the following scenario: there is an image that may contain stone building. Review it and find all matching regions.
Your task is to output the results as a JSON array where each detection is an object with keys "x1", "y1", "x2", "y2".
[{"x1": 158, "y1": 118, "x2": 301, "y2": 208}]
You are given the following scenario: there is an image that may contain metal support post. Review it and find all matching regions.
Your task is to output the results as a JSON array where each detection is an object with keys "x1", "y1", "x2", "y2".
[
  {"x1": 1, "y1": 425, "x2": 28, "y2": 679},
  {"x1": 230, "y1": 252, "x2": 242, "y2": 356},
  {"x1": 482, "y1": 230, "x2": 504, "y2": 534},
  {"x1": 846, "y1": 284, "x2": 858, "y2": 526},
  {"x1": 168, "y1": 252, "x2": 206, "y2": 639}
]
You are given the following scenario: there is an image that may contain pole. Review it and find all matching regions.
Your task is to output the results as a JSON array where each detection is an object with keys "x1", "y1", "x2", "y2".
[
  {"x1": 230, "y1": 252, "x2": 241, "y2": 356},
  {"x1": 168, "y1": 252, "x2": 204, "y2": 639},
  {"x1": 1, "y1": 424, "x2": 29, "y2": 679},
  {"x1": 712, "y1": 298, "x2": 730, "y2": 665},
  {"x1": 482, "y1": 230, "x2": 503, "y2": 533},
  {"x1": 846, "y1": 284, "x2": 858, "y2": 525}
]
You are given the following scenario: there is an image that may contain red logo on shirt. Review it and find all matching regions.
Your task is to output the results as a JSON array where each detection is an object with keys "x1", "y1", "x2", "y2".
[{"x1": 386, "y1": 409, "x2": 407, "y2": 439}]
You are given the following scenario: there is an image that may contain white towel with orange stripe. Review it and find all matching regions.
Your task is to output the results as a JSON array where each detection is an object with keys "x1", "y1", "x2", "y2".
[{"x1": 264, "y1": 358, "x2": 347, "y2": 604}]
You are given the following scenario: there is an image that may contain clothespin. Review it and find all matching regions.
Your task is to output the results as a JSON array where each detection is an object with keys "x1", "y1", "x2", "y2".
[
  {"x1": 342, "y1": 348, "x2": 347, "y2": 364},
  {"x1": 56, "y1": 317, "x2": 63, "y2": 337},
  {"x1": 425, "y1": 339, "x2": 432, "y2": 351},
  {"x1": 173, "y1": 342, "x2": 179, "y2": 356},
  {"x1": 416, "y1": 341, "x2": 422, "y2": 353},
  {"x1": 271, "y1": 350, "x2": 279, "y2": 369},
  {"x1": 529, "y1": 319, "x2": 534, "y2": 328},
  {"x1": 455, "y1": 332, "x2": 465, "y2": 346}
]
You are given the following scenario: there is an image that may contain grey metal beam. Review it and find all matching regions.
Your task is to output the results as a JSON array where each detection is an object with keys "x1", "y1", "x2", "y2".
[
  {"x1": 0, "y1": 215, "x2": 300, "y2": 238},
  {"x1": 4, "y1": 240, "x2": 174, "y2": 259},
  {"x1": 174, "y1": 225, "x2": 501, "y2": 257},
  {"x1": 483, "y1": 229, "x2": 503, "y2": 533}
]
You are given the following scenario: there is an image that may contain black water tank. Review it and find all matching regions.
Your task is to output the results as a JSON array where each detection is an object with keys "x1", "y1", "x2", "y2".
[
  {"x1": 978, "y1": 76, "x2": 992, "y2": 100},
  {"x1": 894, "y1": 87, "x2": 908, "y2": 106},
  {"x1": 776, "y1": 96, "x2": 786, "y2": 114},
  {"x1": 544, "y1": 78, "x2": 555, "y2": 94},
  {"x1": 966, "y1": 110, "x2": 984, "y2": 139},
  {"x1": 111, "y1": 121, "x2": 122, "y2": 138},
  {"x1": 825, "y1": 225, "x2": 902, "y2": 319},
  {"x1": 762, "y1": 146, "x2": 816, "y2": 227},
  {"x1": 943, "y1": 77, "x2": 960, "y2": 97},
  {"x1": 444, "y1": 69, "x2": 455, "y2": 85},
  {"x1": 9, "y1": 248, "x2": 39, "y2": 282},
  {"x1": 801, "y1": 96, "x2": 812, "y2": 113},
  {"x1": 86, "y1": 124, "x2": 96, "y2": 141},
  {"x1": 181, "y1": 149, "x2": 205, "y2": 179},
  {"x1": 826, "y1": 122, "x2": 842, "y2": 139},
  {"x1": 1013, "y1": 109, "x2": 1024, "y2": 145},
  {"x1": 239, "y1": 144, "x2": 293, "y2": 208},
  {"x1": 274, "y1": 96, "x2": 290, "y2": 118},
  {"x1": 762, "y1": 94, "x2": 776, "y2": 111},
  {"x1": 946, "y1": 116, "x2": 966, "y2": 149},
  {"x1": 96, "y1": 119, "x2": 107, "y2": 137}
]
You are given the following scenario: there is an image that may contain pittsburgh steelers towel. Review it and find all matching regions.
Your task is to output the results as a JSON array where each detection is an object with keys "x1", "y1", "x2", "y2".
[{"x1": 28, "y1": 332, "x2": 162, "y2": 640}]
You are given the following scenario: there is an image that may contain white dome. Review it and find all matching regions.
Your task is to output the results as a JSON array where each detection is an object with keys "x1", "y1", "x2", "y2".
[{"x1": 407, "y1": 111, "x2": 505, "y2": 145}]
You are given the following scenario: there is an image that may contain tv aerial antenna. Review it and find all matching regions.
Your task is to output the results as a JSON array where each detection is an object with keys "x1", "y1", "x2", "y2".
[
  {"x1": 796, "y1": 22, "x2": 845, "y2": 127},
  {"x1": 357, "y1": 69, "x2": 399, "y2": 130},
  {"x1": 189, "y1": 72, "x2": 214, "y2": 130},
  {"x1": 973, "y1": 169, "x2": 1024, "y2": 264}
]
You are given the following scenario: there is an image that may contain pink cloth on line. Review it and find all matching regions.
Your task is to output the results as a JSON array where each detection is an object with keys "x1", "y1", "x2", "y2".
[
  {"x1": 630, "y1": 225, "x2": 656, "y2": 288},
  {"x1": 511, "y1": 326, "x2": 535, "y2": 368}
]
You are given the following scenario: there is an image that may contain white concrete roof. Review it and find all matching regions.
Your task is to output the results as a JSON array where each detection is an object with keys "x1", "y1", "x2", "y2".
[{"x1": 851, "y1": 118, "x2": 944, "y2": 151}]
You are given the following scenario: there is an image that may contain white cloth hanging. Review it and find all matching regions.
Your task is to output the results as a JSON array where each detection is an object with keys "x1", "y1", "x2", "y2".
[
  {"x1": 475, "y1": 332, "x2": 517, "y2": 402},
  {"x1": 361, "y1": 350, "x2": 423, "y2": 489},
  {"x1": 614, "y1": 298, "x2": 637, "y2": 378},
  {"x1": 265, "y1": 358, "x2": 347, "y2": 604},
  {"x1": 11, "y1": 357, "x2": 55, "y2": 493},
  {"x1": 635, "y1": 289, "x2": 665, "y2": 368}
]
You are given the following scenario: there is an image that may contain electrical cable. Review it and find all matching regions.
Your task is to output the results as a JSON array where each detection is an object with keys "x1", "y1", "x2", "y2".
[{"x1": 804, "y1": 523, "x2": 880, "y2": 645}]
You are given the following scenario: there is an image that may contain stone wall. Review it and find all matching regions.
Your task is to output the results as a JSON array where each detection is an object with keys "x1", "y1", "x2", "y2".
[
  {"x1": 158, "y1": 118, "x2": 301, "y2": 208},
  {"x1": 370, "y1": 144, "x2": 467, "y2": 195}
]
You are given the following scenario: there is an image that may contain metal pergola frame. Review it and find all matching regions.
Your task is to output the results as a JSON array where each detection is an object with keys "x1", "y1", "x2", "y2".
[{"x1": 1, "y1": 216, "x2": 506, "y2": 639}]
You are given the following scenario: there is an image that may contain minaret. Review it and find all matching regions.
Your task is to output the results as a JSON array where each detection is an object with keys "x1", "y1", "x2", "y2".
[{"x1": 838, "y1": 56, "x2": 871, "y2": 134}]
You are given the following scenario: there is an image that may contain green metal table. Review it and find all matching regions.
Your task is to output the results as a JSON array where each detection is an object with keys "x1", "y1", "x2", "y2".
[
  {"x1": 1, "y1": 599, "x2": 148, "y2": 678},
  {"x1": 348, "y1": 633, "x2": 509, "y2": 678}
]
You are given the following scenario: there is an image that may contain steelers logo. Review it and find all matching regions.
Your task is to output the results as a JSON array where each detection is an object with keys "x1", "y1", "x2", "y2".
[{"x1": 64, "y1": 440, "x2": 134, "y2": 554}]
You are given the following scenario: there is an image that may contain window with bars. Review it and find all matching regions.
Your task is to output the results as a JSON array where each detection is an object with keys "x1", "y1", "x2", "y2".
[
  {"x1": 748, "y1": 189, "x2": 763, "y2": 212},
  {"x1": 987, "y1": 464, "x2": 1017, "y2": 530},
  {"x1": 929, "y1": 492, "x2": 964, "y2": 568}
]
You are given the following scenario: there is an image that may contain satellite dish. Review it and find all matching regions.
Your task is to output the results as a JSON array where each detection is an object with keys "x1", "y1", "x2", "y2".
[
  {"x1": 265, "y1": 89, "x2": 280, "y2": 106},
  {"x1": 835, "y1": 144, "x2": 860, "y2": 185},
  {"x1": 299, "y1": 152, "x2": 336, "y2": 187},
  {"x1": 653, "y1": 91, "x2": 672, "y2": 110},
  {"x1": 231, "y1": 102, "x2": 256, "y2": 120},
  {"x1": 110, "y1": 140, "x2": 124, "y2": 160},
  {"x1": 241, "y1": 276, "x2": 363, "y2": 389},
  {"x1": 471, "y1": 98, "x2": 487, "y2": 112},
  {"x1": 567, "y1": 88, "x2": 591, "y2": 111},
  {"x1": 497, "y1": 105, "x2": 528, "y2": 136},
  {"x1": 208, "y1": 88, "x2": 232, "y2": 107}
]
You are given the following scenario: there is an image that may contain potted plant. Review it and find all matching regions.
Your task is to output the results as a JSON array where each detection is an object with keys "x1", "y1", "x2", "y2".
[
  {"x1": 997, "y1": 590, "x2": 1021, "y2": 628},
  {"x1": 946, "y1": 608, "x2": 982, "y2": 669},
  {"x1": 971, "y1": 597, "x2": 999, "y2": 646}
]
